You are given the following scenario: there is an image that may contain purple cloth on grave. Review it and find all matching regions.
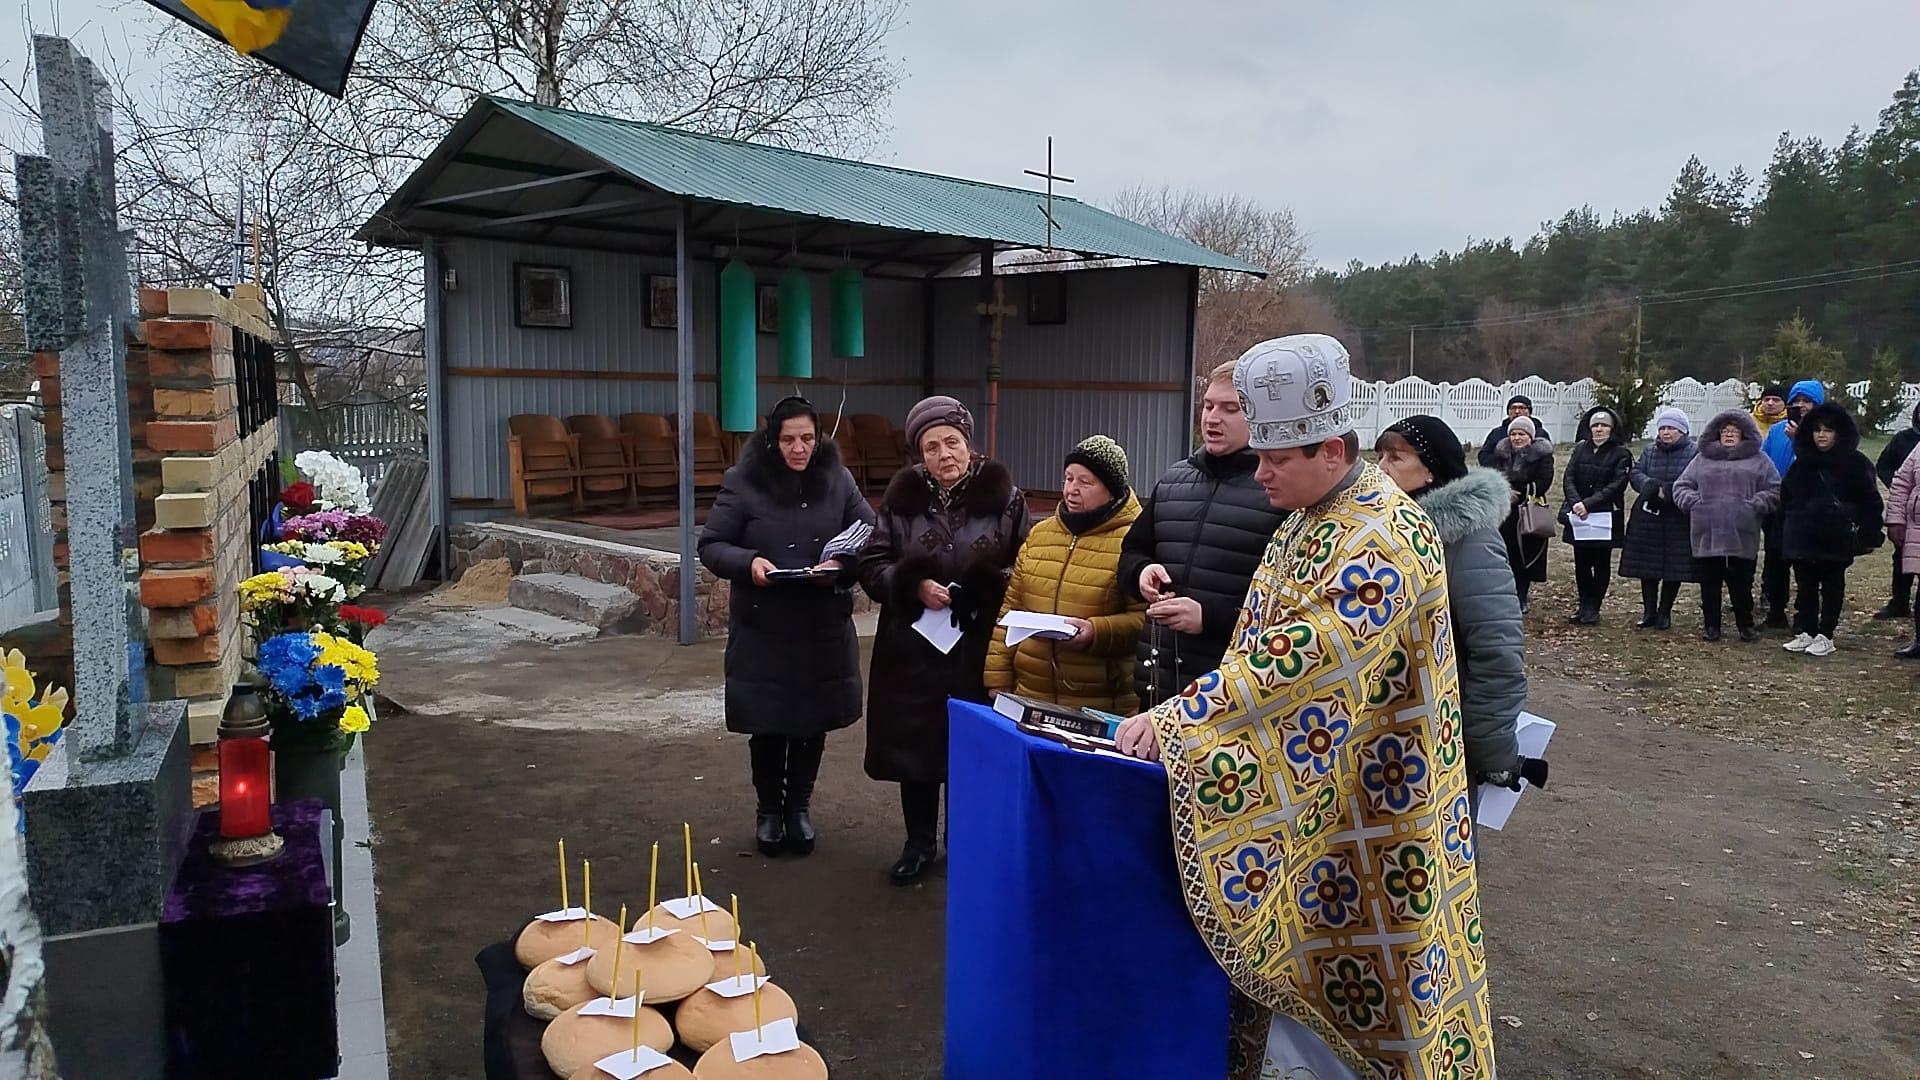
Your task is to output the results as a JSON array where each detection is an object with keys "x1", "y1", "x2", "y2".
[{"x1": 163, "y1": 798, "x2": 338, "y2": 1079}]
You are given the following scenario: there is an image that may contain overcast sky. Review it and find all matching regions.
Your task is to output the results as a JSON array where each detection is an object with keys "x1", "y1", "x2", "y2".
[{"x1": 10, "y1": 0, "x2": 1920, "y2": 268}]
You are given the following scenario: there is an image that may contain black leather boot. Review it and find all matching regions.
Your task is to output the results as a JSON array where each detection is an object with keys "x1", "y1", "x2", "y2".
[
  {"x1": 783, "y1": 736, "x2": 824, "y2": 856},
  {"x1": 1635, "y1": 582, "x2": 1659, "y2": 628},
  {"x1": 1896, "y1": 636, "x2": 1920, "y2": 660},
  {"x1": 749, "y1": 736, "x2": 786, "y2": 856},
  {"x1": 891, "y1": 782, "x2": 940, "y2": 885}
]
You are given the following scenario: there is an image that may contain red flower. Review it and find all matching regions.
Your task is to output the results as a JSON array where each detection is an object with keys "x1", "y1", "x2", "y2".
[
  {"x1": 279, "y1": 481, "x2": 316, "y2": 513},
  {"x1": 339, "y1": 605, "x2": 387, "y2": 628}
]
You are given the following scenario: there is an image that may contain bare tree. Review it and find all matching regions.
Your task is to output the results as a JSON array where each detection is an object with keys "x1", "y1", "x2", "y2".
[
  {"x1": 4, "y1": 0, "x2": 904, "y2": 412},
  {"x1": 1107, "y1": 184, "x2": 1314, "y2": 374}
]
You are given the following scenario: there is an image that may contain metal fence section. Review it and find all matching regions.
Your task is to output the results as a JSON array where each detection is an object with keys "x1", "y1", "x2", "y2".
[
  {"x1": 279, "y1": 394, "x2": 427, "y2": 488},
  {"x1": 0, "y1": 405, "x2": 58, "y2": 631}
]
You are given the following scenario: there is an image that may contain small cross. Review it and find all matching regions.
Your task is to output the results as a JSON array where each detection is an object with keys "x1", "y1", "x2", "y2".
[
  {"x1": 1252, "y1": 365, "x2": 1294, "y2": 400},
  {"x1": 1024, "y1": 136, "x2": 1075, "y2": 252},
  {"x1": 975, "y1": 278, "x2": 1018, "y2": 376}
]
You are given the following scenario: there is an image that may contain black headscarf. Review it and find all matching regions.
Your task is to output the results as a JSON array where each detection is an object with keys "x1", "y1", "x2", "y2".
[{"x1": 1383, "y1": 415, "x2": 1469, "y2": 494}]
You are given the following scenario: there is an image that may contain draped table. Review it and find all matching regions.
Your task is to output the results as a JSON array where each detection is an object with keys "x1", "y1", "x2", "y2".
[{"x1": 945, "y1": 699, "x2": 1228, "y2": 1079}]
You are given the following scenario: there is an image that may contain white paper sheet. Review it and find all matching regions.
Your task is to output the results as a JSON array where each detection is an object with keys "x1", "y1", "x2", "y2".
[
  {"x1": 623, "y1": 926, "x2": 680, "y2": 945},
  {"x1": 1568, "y1": 511, "x2": 1613, "y2": 542},
  {"x1": 1474, "y1": 712, "x2": 1556, "y2": 831},
  {"x1": 535, "y1": 907, "x2": 589, "y2": 923},
  {"x1": 696, "y1": 936, "x2": 738, "y2": 953},
  {"x1": 912, "y1": 596, "x2": 964, "y2": 654},
  {"x1": 703, "y1": 974, "x2": 771, "y2": 999},
  {"x1": 590, "y1": 1046, "x2": 678, "y2": 1079},
  {"x1": 730, "y1": 1017, "x2": 801, "y2": 1062},
  {"x1": 999, "y1": 610, "x2": 1078, "y2": 646},
  {"x1": 553, "y1": 946, "x2": 596, "y2": 966},
  {"x1": 580, "y1": 993, "x2": 644, "y2": 1018},
  {"x1": 659, "y1": 895, "x2": 725, "y2": 920}
]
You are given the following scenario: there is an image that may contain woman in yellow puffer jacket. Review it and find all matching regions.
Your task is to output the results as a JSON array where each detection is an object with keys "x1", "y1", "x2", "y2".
[{"x1": 985, "y1": 435, "x2": 1146, "y2": 712}]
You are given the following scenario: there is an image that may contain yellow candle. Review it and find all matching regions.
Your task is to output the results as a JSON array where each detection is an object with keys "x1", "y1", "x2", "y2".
[
  {"x1": 558, "y1": 838, "x2": 568, "y2": 910},
  {"x1": 582, "y1": 860, "x2": 593, "y2": 949},
  {"x1": 648, "y1": 842, "x2": 659, "y2": 931},
  {"x1": 683, "y1": 822, "x2": 693, "y2": 897},
  {"x1": 631, "y1": 971, "x2": 642, "y2": 1060},
  {"x1": 608, "y1": 902, "x2": 626, "y2": 994},
  {"x1": 750, "y1": 941, "x2": 761, "y2": 1040},
  {"x1": 692, "y1": 862, "x2": 710, "y2": 939}
]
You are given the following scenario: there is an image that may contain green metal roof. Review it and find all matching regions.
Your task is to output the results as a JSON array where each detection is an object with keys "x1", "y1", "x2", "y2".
[{"x1": 366, "y1": 97, "x2": 1261, "y2": 275}]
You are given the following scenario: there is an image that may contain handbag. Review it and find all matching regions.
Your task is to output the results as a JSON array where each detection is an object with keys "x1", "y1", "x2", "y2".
[
  {"x1": 1516, "y1": 486, "x2": 1556, "y2": 538},
  {"x1": 1816, "y1": 469, "x2": 1882, "y2": 556}
]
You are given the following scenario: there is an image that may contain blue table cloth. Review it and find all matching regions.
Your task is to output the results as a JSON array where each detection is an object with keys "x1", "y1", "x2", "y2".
[{"x1": 946, "y1": 699, "x2": 1228, "y2": 1080}]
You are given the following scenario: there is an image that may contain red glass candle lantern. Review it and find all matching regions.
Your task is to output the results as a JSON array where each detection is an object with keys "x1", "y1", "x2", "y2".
[{"x1": 211, "y1": 682, "x2": 284, "y2": 866}]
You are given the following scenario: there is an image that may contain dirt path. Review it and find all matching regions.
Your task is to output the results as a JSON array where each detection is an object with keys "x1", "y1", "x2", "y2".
[{"x1": 365, "y1": 608, "x2": 1919, "y2": 1078}]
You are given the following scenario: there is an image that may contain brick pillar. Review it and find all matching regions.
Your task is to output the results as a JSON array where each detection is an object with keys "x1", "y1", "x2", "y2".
[{"x1": 134, "y1": 287, "x2": 281, "y2": 744}]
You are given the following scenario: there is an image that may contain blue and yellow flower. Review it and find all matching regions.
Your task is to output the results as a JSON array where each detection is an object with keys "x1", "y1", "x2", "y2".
[
  {"x1": 1360, "y1": 733, "x2": 1429, "y2": 813},
  {"x1": 1296, "y1": 856, "x2": 1362, "y2": 929},
  {"x1": 1283, "y1": 703, "x2": 1350, "y2": 779},
  {"x1": 1335, "y1": 560, "x2": 1402, "y2": 629}
]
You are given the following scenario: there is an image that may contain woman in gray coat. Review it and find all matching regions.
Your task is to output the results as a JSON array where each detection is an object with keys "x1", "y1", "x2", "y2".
[
  {"x1": 1671, "y1": 409, "x2": 1780, "y2": 642},
  {"x1": 1620, "y1": 406, "x2": 1702, "y2": 630},
  {"x1": 1376, "y1": 418, "x2": 1525, "y2": 793}
]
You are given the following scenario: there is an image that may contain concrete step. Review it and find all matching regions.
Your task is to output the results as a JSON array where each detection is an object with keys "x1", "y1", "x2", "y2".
[
  {"x1": 506, "y1": 572, "x2": 642, "y2": 633},
  {"x1": 478, "y1": 606, "x2": 601, "y2": 645}
]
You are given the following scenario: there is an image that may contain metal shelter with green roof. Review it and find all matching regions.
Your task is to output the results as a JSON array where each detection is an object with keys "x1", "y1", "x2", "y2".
[{"x1": 362, "y1": 96, "x2": 1257, "y2": 643}]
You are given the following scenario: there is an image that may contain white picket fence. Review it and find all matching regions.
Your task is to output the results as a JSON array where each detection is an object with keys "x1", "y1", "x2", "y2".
[{"x1": 1354, "y1": 376, "x2": 1920, "y2": 445}]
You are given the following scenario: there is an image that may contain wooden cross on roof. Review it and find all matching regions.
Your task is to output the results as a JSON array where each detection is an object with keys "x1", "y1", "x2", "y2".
[{"x1": 1024, "y1": 136, "x2": 1075, "y2": 252}]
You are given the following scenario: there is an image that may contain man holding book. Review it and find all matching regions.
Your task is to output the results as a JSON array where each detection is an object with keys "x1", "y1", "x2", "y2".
[{"x1": 1114, "y1": 335, "x2": 1494, "y2": 1079}]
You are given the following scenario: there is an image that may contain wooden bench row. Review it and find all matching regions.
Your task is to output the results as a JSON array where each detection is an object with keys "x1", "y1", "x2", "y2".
[{"x1": 506, "y1": 411, "x2": 912, "y2": 514}]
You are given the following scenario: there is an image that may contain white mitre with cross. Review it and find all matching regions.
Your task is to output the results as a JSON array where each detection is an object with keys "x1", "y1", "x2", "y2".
[{"x1": 1232, "y1": 334, "x2": 1356, "y2": 450}]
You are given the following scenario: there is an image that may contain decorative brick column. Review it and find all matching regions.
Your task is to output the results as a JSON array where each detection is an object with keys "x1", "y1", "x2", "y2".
[{"x1": 131, "y1": 288, "x2": 280, "y2": 744}]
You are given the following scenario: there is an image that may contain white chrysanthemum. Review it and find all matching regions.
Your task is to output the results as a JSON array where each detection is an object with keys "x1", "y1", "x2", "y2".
[{"x1": 302, "y1": 543, "x2": 345, "y2": 565}]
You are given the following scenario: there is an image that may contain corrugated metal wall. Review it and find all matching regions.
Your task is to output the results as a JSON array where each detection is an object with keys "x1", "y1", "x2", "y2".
[{"x1": 439, "y1": 239, "x2": 1192, "y2": 512}]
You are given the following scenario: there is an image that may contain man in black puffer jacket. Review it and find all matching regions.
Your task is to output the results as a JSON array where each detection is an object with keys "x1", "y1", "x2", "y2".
[{"x1": 1118, "y1": 360, "x2": 1289, "y2": 707}]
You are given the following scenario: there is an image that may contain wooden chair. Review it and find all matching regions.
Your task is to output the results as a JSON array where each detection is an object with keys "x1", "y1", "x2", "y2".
[
  {"x1": 619, "y1": 413, "x2": 678, "y2": 504},
  {"x1": 853, "y1": 413, "x2": 907, "y2": 488},
  {"x1": 566, "y1": 415, "x2": 638, "y2": 507},
  {"x1": 669, "y1": 412, "x2": 731, "y2": 493},
  {"x1": 507, "y1": 414, "x2": 582, "y2": 514}
]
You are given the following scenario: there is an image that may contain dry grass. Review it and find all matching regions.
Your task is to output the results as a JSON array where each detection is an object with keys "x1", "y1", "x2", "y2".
[{"x1": 1518, "y1": 441, "x2": 1918, "y2": 982}]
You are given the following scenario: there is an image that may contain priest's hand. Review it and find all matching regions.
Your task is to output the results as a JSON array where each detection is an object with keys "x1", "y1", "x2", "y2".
[
  {"x1": 750, "y1": 557, "x2": 775, "y2": 586},
  {"x1": 1148, "y1": 596, "x2": 1203, "y2": 634},
  {"x1": 1116, "y1": 713, "x2": 1160, "y2": 762},
  {"x1": 1060, "y1": 616, "x2": 1095, "y2": 650},
  {"x1": 1139, "y1": 563, "x2": 1173, "y2": 602}
]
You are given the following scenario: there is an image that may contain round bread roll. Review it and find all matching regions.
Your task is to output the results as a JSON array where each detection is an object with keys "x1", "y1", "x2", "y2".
[
  {"x1": 523, "y1": 956, "x2": 599, "y2": 1020},
  {"x1": 571, "y1": 1060, "x2": 695, "y2": 1080},
  {"x1": 516, "y1": 914, "x2": 621, "y2": 969},
  {"x1": 638, "y1": 904, "x2": 739, "y2": 944},
  {"x1": 541, "y1": 1001, "x2": 673, "y2": 1078},
  {"x1": 585, "y1": 932, "x2": 716, "y2": 1003},
  {"x1": 702, "y1": 943, "x2": 769, "y2": 982},
  {"x1": 692, "y1": 1040, "x2": 828, "y2": 1080},
  {"x1": 673, "y1": 981, "x2": 798, "y2": 1053}
]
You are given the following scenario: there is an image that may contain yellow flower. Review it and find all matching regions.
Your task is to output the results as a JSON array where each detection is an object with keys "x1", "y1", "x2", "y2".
[
  {"x1": 238, "y1": 571, "x2": 295, "y2": 610},
  {"x1": 2, "y1": 647, "x2": 32, "y2": 712},
  {"x1": 338, "y1": 704, "x2": 370, "y2": 734},
  {"x1": 2, "y1": 651, "x2": 67, "y2": 746},
  {"x1": 19, "y1": 686, "x2": 68, "y2": 743},
  {"x1": 332, "y1": 541, "x2": 371, "y2": 562},
  {"x1": 311, "y1": 632, "x2": 379, "y2": 688}
]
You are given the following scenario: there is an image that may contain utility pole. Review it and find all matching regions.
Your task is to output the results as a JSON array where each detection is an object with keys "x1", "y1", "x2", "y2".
[{"x1": 1408, "y1": 326, "x2": 1415, "y2": 379}]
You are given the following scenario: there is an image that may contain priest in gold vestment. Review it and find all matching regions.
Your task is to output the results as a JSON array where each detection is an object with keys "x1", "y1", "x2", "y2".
[{"x1": 1117, "y1": 335, "x2": 1495, "y2": 1080}]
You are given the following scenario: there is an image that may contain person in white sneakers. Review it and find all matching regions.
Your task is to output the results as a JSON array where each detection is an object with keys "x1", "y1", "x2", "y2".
[{"x1": 1778, "y1": 403, "x2": 1884, "y2": 656}]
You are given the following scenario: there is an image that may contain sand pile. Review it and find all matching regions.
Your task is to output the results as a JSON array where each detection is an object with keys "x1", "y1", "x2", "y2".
[{"x1": 427, "y1": 558, "x2": 513, "y2": 607}]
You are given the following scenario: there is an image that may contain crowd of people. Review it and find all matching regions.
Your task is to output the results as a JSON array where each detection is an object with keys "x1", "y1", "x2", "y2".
[
  {"x1": 693, "y1": 332, "x2": 1919, "y2": 1077},
  {"x1": 1470, "y1": 382, "x2": 1920, "y2": 656}
]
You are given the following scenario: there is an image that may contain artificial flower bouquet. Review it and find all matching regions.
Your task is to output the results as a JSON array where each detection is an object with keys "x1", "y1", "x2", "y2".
[
  {"x1": 4, "y1": 649, "x2": 69, "y2": 812},
  {"x1": 263, "y1": 538, "x2": 376, "y2": 597},
  {"x1": 255, "y1": 629, "x2": 380, "y2": 751},
  {"x1": 240, "y1": 566, "x2": 349, "y2": 636}
]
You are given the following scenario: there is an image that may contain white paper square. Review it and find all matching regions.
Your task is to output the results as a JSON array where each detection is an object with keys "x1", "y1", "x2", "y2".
[
  {"x1": 730, "y1": 1017, "x2": 801, "y2": 1062},
  {"x1": 659, "y1": 895, "x2": 726, "y2": 920},
  {"x1": 624, "y1": 925, "x2": 680, "y2": 945},
  {"x1": 580, "y1": 993, "x2": 644, "y2": 1018},
  {"x1": 1474, "y1": 712, "x2": 1556, "y2": 832},
  {"x1": 702, "y1": 974, "x2": 770, "y2": 999},
  {"x1": 553, "y1": 946, "x2": 596, "y2": 966},
  {"x1": 536, "y1": 906, "x2": 589, "y2": 923},
  {"x1": 697, "y1": 937, "x2": 737, "y2": 953},
  {"x1": 590, "y1": 1046, "x2": 678, "y2": 1079}
]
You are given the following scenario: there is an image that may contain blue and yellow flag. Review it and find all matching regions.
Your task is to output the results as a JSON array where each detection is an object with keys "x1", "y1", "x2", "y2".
[{"x1": 180, "y1": 0, "x2": 293, "y2": 54}]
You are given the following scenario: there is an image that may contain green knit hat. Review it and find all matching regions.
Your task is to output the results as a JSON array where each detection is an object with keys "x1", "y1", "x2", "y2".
[{"x1": 1064, "y1": 434, "x2": 1129, "y2": 497}]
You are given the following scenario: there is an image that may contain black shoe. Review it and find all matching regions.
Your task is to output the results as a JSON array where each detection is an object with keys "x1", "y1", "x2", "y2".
[
  {"x1": 1738, "y1": 625, "x2": 1761, "y2": 643},
  {"x1": 1873, "y1": 602, "x2": 1912, "y2": 621},
  {"x1": 1634, "y1": 610, "x2": 1656, "y2": 629},
  {"x1": 1895, "y1": 638, "x2": 1920, "y2": 659},
  {"x1": 1702, "y1": 626, "x2": 1722, "y2": 642},
  {"x1": 1518, "y1": 598, "x2": 1530, "y2": 614},
  {"x1": 1577, "y1": 602, "x2": 1602, "y2": 625},
  {"x1": 784, "y1": 810, "x2": 816, "y2": 855},
  {"x1": 755, "y1": 812, "x2": 785, "y2": 856},
  {"x1": 889, "y1": 841, "x2": 937, "y2": 886},
  {"x1": 1569, "y1": 601, "x2": 1592, "y2": 625},
  {"x1": 1763, "y1": 609, "x2": 1789, "y2": 629},
  {"x1": 1654, "y1": 611, "x2": 1672, "y2": 630}
]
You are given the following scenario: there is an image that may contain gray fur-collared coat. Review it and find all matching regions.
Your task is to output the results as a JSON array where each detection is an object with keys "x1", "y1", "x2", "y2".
[
  {"x1": 1670, "y1": 410, "x2": 1780, "y2": 561},
  {"x1": 1414, "y1": 467, "x2": 1524, "y2": 779}
]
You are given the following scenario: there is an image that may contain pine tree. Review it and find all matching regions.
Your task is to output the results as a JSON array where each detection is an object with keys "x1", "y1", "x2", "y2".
[
  {"x1": 1853, "y1": 347, "x2": 1907, "y2": 432},
  {"x1": 1593, "y1": 315, "x2": 1666, "y2": 439},
  {"x1": 1752, "y1": 314, "x2": 1846, "y2": 394}
]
